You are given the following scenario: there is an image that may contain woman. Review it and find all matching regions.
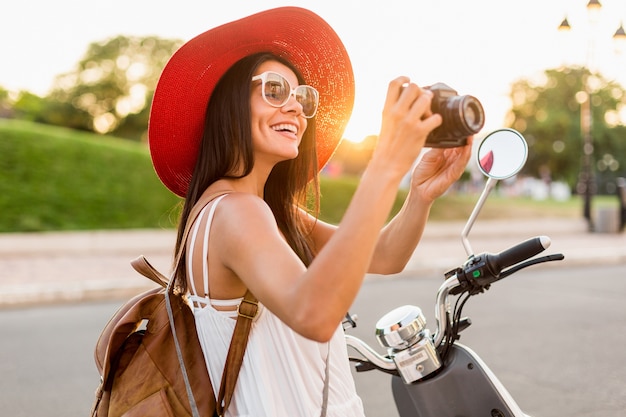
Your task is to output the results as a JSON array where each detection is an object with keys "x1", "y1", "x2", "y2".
[{"x1": 148, "y1": 7, "x2": 472, "y2": 417}]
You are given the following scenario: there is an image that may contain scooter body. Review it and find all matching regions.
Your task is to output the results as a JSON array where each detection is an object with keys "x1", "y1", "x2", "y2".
[{"x1": 391, "y1": 344, "x2": 524, "y2": 417}]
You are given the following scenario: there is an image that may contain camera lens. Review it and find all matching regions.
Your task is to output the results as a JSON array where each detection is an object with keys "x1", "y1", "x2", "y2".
[
  {"x1": 443, "y1": 95, "x2": 485, "y2": 137},
  {"x1": 461, "y1": 96, "x2": 485, "y2": 132}
]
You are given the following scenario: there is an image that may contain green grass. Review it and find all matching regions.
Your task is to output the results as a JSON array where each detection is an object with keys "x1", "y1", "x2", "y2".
[
  {"x1": 431, "y1": 193, "x2": 583, "y2": 221},
  {"x1": 0, "y1": 119, "x2": 601, "y2": 233},
  {"x1": 319, "y1": 175, "x2": 588, "y2": 224},
  {"x1": 0, "y1": 119, "x2": 181, "y2": 232}
]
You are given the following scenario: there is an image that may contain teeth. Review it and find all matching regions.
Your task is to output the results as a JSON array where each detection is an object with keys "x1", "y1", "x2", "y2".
[{"x1": 272, "y1": 124, "x2": 297, "y2": 134}]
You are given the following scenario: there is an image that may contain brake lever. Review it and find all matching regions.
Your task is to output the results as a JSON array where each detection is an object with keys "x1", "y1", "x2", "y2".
[
  {"x1": 497, "y1": 253, "x2": 565, "y2": 281},
  {"x1": 349, "y1": 357, "x2": 400, "y2": 376}
]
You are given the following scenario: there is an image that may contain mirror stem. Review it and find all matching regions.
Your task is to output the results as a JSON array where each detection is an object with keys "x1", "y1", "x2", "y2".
[{"x1": 461, "y1": 177, "x2": 499, "y2": 256}]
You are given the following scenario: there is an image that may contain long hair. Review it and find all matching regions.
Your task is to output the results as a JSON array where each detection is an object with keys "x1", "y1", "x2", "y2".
[{"x1": 172, "y1": 53, "x2": 320, "y2": 294}]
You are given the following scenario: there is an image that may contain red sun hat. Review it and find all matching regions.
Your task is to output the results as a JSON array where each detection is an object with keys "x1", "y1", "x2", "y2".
[{"x1": 148, "y1": 7, "x2": 355, "y2": 197}]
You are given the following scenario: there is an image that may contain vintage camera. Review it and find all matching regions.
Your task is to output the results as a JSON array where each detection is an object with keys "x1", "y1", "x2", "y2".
[{"x1": 424, "y1": 82, "x2": 485, "y2": 148}]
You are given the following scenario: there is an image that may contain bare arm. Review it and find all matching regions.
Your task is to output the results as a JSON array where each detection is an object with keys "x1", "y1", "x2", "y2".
[{"x1": 370, "y1": 140, "x2": 474, "y2": 274}]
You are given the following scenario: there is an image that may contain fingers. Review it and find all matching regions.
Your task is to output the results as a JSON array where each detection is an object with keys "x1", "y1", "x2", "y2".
[
  {"x1": 383, "y1": 76, "x2": 410, "y2": 107},
  {"x1": 375, "y1": 76, "x2": 447, "y2": 177},
  {"x1": 381, "y1": 77, "x2": 442, "y2": 142},
  {"x1": 386, "y1": 77, "x2": 435, "y2": 121},
  {"x1": 418, "y1": 137, "x2": 473, "y2": 179}
]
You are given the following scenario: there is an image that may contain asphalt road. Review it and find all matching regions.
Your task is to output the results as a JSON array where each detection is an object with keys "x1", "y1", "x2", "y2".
[{"x1": 0, "y1": 263, "x2": 625, "y2": 417}]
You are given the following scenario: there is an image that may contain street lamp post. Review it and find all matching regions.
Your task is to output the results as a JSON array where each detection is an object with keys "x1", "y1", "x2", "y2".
[
  {"x1": 558, "y1": 0, "x2": 626, "y2": 231},
  {"x1": 579, "y1": 83, "x2": 593, "y2": 230}
]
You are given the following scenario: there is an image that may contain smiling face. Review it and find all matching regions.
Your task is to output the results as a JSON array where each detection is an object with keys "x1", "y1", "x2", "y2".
[{"x1": 250, "y1": 60, "x2": 308, "y2": 171}]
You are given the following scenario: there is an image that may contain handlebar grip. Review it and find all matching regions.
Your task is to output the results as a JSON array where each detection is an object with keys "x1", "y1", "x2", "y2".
[{"x1": 488, "y1": 236, "x2": 551, "y2": 272}]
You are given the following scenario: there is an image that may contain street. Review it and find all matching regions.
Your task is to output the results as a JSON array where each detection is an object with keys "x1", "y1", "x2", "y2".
[{"x1": 1, "y1": 263, "x2": 625, "y2": 416}]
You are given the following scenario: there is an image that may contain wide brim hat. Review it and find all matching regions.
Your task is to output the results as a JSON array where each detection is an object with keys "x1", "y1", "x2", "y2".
[{"x1": 148, "y1": 6, "x2": 355, "y2": 197}]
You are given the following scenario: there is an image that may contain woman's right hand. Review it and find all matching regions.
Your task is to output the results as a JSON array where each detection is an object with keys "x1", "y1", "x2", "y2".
[{"x1": 372, "y1": 77, "x2": 442, "y2": 178}]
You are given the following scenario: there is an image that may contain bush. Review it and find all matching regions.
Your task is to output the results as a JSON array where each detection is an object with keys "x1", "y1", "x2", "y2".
[{"x1": 319, "y1": 176, "x2": 408, "y2": 224}]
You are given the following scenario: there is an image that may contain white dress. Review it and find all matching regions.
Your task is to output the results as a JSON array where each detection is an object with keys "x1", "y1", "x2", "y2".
[{"x1": 186, "y1": 195, "x2": 365, "y2": 417}]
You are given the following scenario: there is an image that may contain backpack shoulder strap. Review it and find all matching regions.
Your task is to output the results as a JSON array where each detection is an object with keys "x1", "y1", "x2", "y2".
[
  {"x1": 217, "y1": 289, "x2": 257, "y2": 415},
  {"x1": 130, "y1": 256, "x2": 168, "y2": 288}
]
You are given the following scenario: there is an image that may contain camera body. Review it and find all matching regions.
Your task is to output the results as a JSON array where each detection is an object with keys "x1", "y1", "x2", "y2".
[{"x1": 424, "y1": 83, "x2": 485, "y2": 148}]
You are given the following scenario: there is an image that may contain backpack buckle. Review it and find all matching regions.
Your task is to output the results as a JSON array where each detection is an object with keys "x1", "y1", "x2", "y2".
[{"x1": 237, "y1": 298, "x2": 258, "y2": 320}]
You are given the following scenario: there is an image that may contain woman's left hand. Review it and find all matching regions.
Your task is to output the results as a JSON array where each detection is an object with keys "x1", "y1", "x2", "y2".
[{"x1": 410, "y1": 136, "x2": 474, "y2": 202}]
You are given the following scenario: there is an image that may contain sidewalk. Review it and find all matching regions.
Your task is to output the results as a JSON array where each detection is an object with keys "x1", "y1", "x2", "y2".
[{"x1": 1, "y1": 217, "x2": 625, "y2": 307}]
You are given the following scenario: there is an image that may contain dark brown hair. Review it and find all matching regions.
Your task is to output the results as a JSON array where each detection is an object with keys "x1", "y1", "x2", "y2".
[{"x1": 172, "y1": 53, "x2": 320, "y2": 294}]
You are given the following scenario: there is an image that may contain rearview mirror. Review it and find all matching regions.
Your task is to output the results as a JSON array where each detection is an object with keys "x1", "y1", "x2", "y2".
[
  {"x1": 477, "y1": 128, "x2": 528, "y2": 180},
  {"x1": 462, "y1": 128, "x2": 529, "y2": 256}
]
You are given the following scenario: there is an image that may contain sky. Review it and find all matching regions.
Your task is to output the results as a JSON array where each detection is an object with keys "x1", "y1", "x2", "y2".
[{"x1": 4, "y1": 0, "x2": 626, "y2": 142}]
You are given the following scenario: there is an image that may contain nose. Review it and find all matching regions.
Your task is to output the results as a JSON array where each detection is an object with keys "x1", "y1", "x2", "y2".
[{"x1": 281, "y1": 92, "x2": 304, "y2": 117}]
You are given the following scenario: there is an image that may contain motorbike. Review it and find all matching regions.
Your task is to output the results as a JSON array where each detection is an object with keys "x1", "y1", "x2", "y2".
[{"x1": 344, "y1": 128, "x2": 565, "y2": 417}]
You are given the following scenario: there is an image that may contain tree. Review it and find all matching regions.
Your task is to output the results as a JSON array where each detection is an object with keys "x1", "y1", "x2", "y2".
[
  {"x1": 47, "y1": 35, "x2": 182, "y2": 139},
  {"x1": 506, "y1": 66, "x2": 626, "y2": 193},
  {"x1": 12, "y1": 91, "x2": 46, "y2": 122},
  {"x1": 0, "y1": 86, "x2": 13, "y2": 118}
]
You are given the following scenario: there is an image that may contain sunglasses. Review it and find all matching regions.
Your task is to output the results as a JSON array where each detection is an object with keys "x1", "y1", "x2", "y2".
[{"x1": 251, "y1": 71, "x2": 319, "y2": 118}]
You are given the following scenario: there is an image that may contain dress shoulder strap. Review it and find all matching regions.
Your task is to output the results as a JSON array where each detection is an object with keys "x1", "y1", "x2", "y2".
[
  {"x1": 187, "y1": 193, "x2": 229, "y2": 298},
  {"x1": 169, "y1": 191, "x2": 231, "y2": 291}
]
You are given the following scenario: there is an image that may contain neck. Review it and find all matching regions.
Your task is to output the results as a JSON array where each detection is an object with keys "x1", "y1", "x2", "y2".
[
  {"x1": 210, "y1": 156, "x2": 277, "y2": 198},
  {"x1": 211, "y1": 172, "x2": 268, "y2": 199}
]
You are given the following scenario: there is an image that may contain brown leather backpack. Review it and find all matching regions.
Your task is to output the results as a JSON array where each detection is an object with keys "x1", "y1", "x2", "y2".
[{"x1": 90, "y1": 192, "x2": 257, "y2": 417}]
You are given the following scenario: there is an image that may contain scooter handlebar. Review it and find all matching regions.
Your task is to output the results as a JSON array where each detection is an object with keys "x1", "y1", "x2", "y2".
[
  {"x1": 487, "y1": 236, "x2": 551, "y2": 272},
  {"x1": 451, "y1": 236, "x2": 552, "y2": 295}
]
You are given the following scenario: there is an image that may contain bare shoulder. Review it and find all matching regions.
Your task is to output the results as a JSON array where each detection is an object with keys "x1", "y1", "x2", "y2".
[
  {"x1": 213, "y1": 193, "x2": 278, "y2": 236},
  {"x1": 217, "y1": 192, "x2": 273, "y2": 216},
  {"x1": 210, "y1": 193, "x2": 286, "y2": 277}
]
